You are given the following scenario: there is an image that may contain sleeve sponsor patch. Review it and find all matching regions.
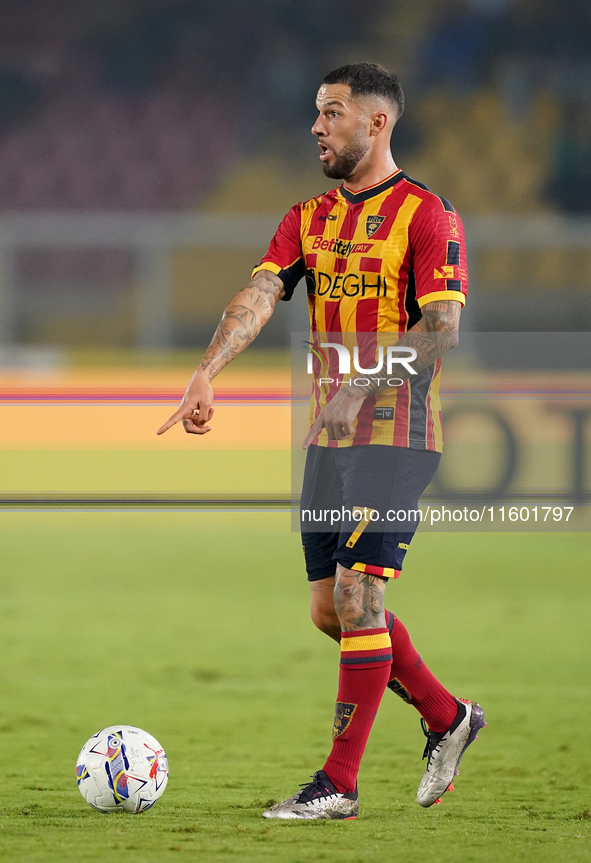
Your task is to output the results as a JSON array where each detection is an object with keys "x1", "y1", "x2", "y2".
[{"x1": 434, "y1": 265, "x2": 467, "y2": 282}]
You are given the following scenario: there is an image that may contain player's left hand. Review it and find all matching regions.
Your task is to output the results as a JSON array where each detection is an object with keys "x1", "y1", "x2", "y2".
[{"x1": 302, "y1": 388, "x2": 365, "y2": 448}]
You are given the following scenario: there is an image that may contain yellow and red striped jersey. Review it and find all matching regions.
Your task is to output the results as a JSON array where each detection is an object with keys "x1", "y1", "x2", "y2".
[{"x1": 252, "y1": 170, "x2": 468, "y2": 452}]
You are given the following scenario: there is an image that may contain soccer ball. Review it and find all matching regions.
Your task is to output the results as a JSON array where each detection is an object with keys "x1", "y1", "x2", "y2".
[{"x1": 76, "y1": 725, "x2": 169, "y2": 813}]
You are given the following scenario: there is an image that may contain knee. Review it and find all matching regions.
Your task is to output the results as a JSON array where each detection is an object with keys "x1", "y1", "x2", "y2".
[
  {"x1": 333, "y1": 565, "x2": 387, "y2": 630},
  {"x1": 311, "y1": 605, "x2": 340, "y2": 637},
  {"x1": 310, "y1": 585, "x2": 341, "y2": 639}
]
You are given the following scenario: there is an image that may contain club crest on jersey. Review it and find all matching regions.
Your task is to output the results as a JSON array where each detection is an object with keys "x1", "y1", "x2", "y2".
[
  {"x1": 365, "y1": 215, "x2": 385, "y2": 238},
  {"x1": 332, "y1": 702, "x2": 357, "y2": 739}
]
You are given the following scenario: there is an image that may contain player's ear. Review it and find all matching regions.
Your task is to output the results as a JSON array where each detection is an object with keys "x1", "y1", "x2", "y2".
[{"x1": 369, "y1": 111, "x2": 388, "y2": 136}]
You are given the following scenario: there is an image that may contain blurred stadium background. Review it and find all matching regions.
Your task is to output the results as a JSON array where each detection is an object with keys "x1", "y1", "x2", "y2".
[{"x1": 0, "y1": 0, "x2": 589, "y2": 502}]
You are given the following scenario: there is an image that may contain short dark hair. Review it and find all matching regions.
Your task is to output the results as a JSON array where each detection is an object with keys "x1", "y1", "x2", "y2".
[{"x1": 322, "y1": 63, "x2": 404, "y2": 119}]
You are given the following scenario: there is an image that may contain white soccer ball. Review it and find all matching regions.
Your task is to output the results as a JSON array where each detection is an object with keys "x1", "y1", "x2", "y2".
[{"x1": 76, "y1": 725, "x2": 169, "y2": 813}]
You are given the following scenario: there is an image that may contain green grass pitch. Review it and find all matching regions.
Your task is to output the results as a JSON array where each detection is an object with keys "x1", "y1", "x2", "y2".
[{"x1": 0, "y1": 513, "x2": 589, "y2": 862}]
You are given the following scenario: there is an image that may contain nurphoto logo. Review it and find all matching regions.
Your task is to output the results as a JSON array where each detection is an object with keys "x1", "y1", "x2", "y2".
[{"x1": 304, "y1": 341, "x2": 417, "y2": 388}]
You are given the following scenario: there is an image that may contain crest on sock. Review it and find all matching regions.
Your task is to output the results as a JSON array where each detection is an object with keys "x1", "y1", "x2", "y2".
[{"x1": 332, "y1": 702, "x2": 357, "y2": 739}]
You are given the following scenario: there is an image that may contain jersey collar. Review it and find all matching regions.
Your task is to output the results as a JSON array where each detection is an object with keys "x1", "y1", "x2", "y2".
[{"x1": 339, "y1": 170, "x2": 404, "y2": 204}]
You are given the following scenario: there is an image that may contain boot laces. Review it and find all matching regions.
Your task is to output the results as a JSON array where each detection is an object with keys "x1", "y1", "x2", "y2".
[
  {"x1": 421, "y1": 718, "x2": 445, "y2": 764},
  {"x1": 295, "y1": 772, "x2": 336, "y2": 804}
]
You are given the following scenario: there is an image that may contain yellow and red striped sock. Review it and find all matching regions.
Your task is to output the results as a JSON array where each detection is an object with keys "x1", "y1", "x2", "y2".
[{"x1": 323, "y1": 628, "x2": 392, "y2": 793}]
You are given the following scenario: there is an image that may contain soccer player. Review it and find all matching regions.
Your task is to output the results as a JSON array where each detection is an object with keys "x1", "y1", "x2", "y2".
[{"x1": 157, "y1": 63, "x2": 485, "y2": 820}]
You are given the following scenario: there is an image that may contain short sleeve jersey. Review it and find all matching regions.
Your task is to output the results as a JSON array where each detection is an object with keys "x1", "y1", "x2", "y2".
[{"x1": 252, "y1": 170, "x2": 468, "y2": 453}]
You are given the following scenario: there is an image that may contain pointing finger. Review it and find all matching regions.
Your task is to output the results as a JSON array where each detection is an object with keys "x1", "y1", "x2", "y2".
[
  {"x1": 156, "y1": 409, "x2": 188, "y2": 435},
  {"x1": 302, "y1": 414, "x2": 324, "y2": 450}
]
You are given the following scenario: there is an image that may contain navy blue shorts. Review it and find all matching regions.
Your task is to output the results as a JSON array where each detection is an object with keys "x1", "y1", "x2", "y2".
[{"x1": 301, "y1": 444, "x2": 440, "y2": 582}]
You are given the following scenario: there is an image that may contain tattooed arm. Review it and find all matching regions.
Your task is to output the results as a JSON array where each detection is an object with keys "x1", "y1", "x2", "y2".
[
  {"x1": 353, "y1": 300, "x2": 461, "y2": 396},
  {"x1": 157, "y1": 270, "x2": 285, "y2": 435},
  {"x1": 302, "y1": 299, "x2": 462, "y2": 447}
]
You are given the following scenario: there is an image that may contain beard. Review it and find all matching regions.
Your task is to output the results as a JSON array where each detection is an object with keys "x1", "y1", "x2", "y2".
[{"x1": 321, "y1": 138, "x2": 369, "y2": 180}]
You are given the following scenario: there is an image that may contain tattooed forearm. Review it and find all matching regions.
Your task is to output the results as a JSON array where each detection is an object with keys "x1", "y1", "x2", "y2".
[
  {"x1": 334, "y1": 568, "x2": 387, "y2": 631},
  {"x1": 348, "y1": 300, "x2": 462, "y2": 398},
  {"x1": 199, "y1": 298, "x2": 265, "y2": 379},
  {"x1": 197, "y1": 272, "x2": 285, "y2": 381}
]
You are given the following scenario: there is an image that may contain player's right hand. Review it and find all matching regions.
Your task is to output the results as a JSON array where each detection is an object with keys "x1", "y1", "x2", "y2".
[{"x1": 156, "y1": 374, "x2": 215, "y2": 436}]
